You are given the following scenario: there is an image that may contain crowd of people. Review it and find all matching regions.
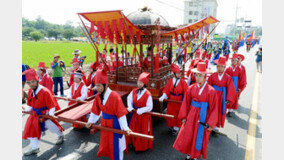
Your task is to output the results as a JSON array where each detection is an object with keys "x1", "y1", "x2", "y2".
[{"x1": 21, "y1": 36, "x2": 261, "y2": 160}]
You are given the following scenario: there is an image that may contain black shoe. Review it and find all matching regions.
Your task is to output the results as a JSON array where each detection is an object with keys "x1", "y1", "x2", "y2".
[
  {"x1": 227, "y1": 112, "x2": 232, "y2": 117},
  {"x1": 211, "y1": 131, "x2": 218, "y2": 137},
  {"x1": 172, "y1": 130, "x2": 178, "y2": 136},
  {"x1": 168, "y1": 127, "x2": 173, "y2": 134}
]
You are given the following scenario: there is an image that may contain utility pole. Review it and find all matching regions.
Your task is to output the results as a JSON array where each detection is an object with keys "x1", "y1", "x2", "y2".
[{"x1": 233, "y1": 0, "x2": 240, "y2": 39}]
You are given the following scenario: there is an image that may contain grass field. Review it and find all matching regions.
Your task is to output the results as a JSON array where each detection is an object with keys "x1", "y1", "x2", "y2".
[{"x1": 22, "y1": 41, "x2": 178, "y2": 69}]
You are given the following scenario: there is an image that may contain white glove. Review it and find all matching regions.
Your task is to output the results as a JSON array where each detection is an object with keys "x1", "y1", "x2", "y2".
[
  {"x1": 136, "y1": 108, "x2": 143, "y2": 115},
  {"x1": 48, "y1": 107, "x2": 55, "y2": 116},
  {"x1": 127, "y1": 107, "x2": 133, "y2": 112}
]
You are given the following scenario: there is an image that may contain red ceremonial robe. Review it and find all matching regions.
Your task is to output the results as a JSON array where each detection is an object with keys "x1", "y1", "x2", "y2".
[
  {"x1": 38, "y1": 74, "x2": 61, "y2": 111},
  {"x1": 186, "y1": 58, "x2": 208, "y2": 85},
  {"x1": 207, "y1": 72, "x2": 237, "y2": 127},
  {"x1": 238, "y1": 64, "x2": 247, "y2": 96},
  {"x1": 143, "y1": 57, "x2": 151, "y2": 69},
  {"x1": 86, "y1": 72, "x2": 97, "y2": 97},
  {"x1": 91, "y1": 91, "x2": 128, "y2": 160},
  {"x1": 69, "y1": 68, "x2": 87, "y2": 87},
  {"x1": 225, "y1": 66, "x2": 241, "y2": 110},
  {"x1": 127, "y1": 88, "x2": 153, "y2": 151},
  {"x1": 163, "y1": 78, "x2": 188, "y2": 128},
  {"x1": 173, "y1": 83, "x2": 218, "y2": 159},
  {"x1": 112, "y1": 60, "x2": 123, "y2": 70},
  {"x1": 69, "y1": 82, "x2": 87, "y2": 128},
  {"x1": 38, "y1": 74, "x2": 53, "y2": 92},
  {"x1": 23, "y1": 85, "x2": 64, "y2": 140}
]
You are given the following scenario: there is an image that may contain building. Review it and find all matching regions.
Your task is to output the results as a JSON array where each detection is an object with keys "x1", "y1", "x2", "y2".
[{"x1": 184, "y1": 0, "x2": 218, "y2": 24}]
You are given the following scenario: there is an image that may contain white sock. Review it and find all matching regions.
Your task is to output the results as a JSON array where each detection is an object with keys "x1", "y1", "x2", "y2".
[
  {"x1": 119, "y1": 150, "x2": 124, "y2": 160},
  {"x1": 214, "y1": 127, "x2": 219, "y2": 131},
  {"x1": 173, "y1": 126, "x2": 180, "y2": 131},
  {"x1": 28, "y1": 137, "x2": 39, "y2": 149},
  {"x1": 186, "y1": 155, "x2": 191, "y2": 159}
]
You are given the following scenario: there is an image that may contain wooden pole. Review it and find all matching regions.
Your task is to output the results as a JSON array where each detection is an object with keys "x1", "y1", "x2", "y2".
[
  {"x1": 54, "y1": 96, "x2": 88, "y2": 103},
  {"x1": 22, "y1": 111, "x2": 154, "y2": 141},
  {"x1": 152, "y1": 97, "x2": 182, "y2": 104},
  {"x1": 54, "y1": 95, "x2": 175, "y2": 118}
]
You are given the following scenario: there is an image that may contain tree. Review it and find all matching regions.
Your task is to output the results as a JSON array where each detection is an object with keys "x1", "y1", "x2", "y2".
[
  {"x1": 63, "y1": 29, "x2": 75, "y2": 40},
  {"x1": 47, "y1": 29, "x2": 60, "y2": 39},
  {"x1": 30, "y1": 31, "x2": 44, "y2": 41},
  {"x1": 22, "y1": 27, "x2": 34, "y2": 37}
]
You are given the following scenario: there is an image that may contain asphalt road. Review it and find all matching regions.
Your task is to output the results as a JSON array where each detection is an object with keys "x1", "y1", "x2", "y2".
[{"x1": 22, "y1": 44, "x2": 262, "y2": 160}]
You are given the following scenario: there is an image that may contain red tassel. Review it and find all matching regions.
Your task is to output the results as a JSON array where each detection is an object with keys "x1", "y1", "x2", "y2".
[
  {"x1": 90, "y1": 21, "x2": 95, "y2": 34},
  {"x1": 174, "y1": 33, "x2": 179, "y2": 42},
  {"x1": 97, "y1": 21, "x2": 105, "y2": 39},
  {"x1": 181, "y1": 34, "x2": 186, "y2": 42}
]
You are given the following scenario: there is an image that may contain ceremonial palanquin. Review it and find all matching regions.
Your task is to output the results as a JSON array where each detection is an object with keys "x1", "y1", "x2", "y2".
[{"x1": 77, "y1": 8, "x2": 219, "y2": 112}]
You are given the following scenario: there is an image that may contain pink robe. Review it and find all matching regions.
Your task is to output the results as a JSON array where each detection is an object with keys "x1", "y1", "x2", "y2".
[
  {"x1": 207, "y1": 72, "x2": 237, "y2": 127},
  {"x1": 173, "y1": 83, "x2": 218, "y2": 159}
]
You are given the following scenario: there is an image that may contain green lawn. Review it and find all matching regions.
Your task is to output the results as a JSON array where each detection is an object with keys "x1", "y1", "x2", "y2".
[{"x1": 22, "y1": 41, "x2": 177, "y2": 69}]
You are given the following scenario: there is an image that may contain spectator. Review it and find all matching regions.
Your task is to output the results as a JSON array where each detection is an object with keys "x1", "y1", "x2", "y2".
[
  {"x1": 73, "y1": 49, "x2": 86, "y2": 68},
  {"x1": 51, "y1": 54, "x2": 66, "y2": 97},
  {"x1": 22, "y1": 64, "x2": 27, "y2": 103},
  {"x1": 255, "y1": 46, "x2": 262, "y2": 73}
]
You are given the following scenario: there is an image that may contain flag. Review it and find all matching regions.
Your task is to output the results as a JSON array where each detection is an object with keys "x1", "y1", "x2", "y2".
[
  {"x1": 238, "y1": 31, "x2": 242, "y2": 42},
  {"x1": 90, "y1": 21, "x2": 95, "y2": 35},
  {"x1": 249, "y1": 31, "x2": 254, "y2": 41},
  {"x1": 104, "y1": 21, "x2": 113, "y2": 43},
  {"x1": 132, "y1": 45, "x2": 136, "y2": 58}
]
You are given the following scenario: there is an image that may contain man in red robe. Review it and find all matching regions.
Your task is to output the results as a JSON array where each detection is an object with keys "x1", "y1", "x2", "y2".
[
  {"x1": 159, "y1": 64, "x2": 188, "y2": 135},
  {"x1": 112, "y1": 55, "x2": 124, "y2": 71},
  {"x1": 38, "y1": 62, "x2": 61, "y2": 111},
  {"x1": 126, "y1": 72, "x2": 153, "y2": 151},
  {"x1": 207, "y1": 56, "x2": 237, "y2": 135},
  {"x1": 173, "y1": 62, "x2": 218, "y2": 160},
  {"x1": 67, "y1": 70, "x2": 88, "y2": 129},
  {"x1": 86, "y1": 62, "x2": 99, "y2": 97},
  {"x1": 69, "y1": 59, "x2": 87, "y2": 87},
  {"x1": 143, "y1": 54, "x2": 151, "y2": 69},
  {"x1": 37, "y1": 62, "x2": 53, "y2": 92},
  {"x1": 86, "y1": 68, "x2": 132, "y2": 160},
  {"x1": 236, "y1": 54, "x2": 247, "y2": 97},
  {"x1": 22, "y1": 69, "x2": 64, "y2": 156},
  {"x1": 225, "y1": 53, "x2": 241, "y2": 117},
  {"x1": 186, "y1": 49, "x2": 208, "y2": 86}
]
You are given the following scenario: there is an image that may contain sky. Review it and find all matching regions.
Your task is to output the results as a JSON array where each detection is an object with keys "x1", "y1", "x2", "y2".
[{"x1": 22, "y1": 0, "x2": 262, "y2": 34}]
